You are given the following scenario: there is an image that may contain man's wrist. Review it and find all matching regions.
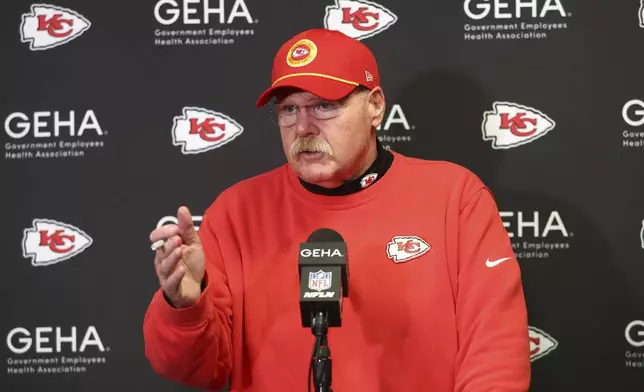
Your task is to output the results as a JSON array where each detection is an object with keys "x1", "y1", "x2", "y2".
[
  {"x1": 162, "y1": 278, "x2": 206, "y2": 309},
  {"x1": 157, "y1": 280, "x2": 209, "y2": 326}
]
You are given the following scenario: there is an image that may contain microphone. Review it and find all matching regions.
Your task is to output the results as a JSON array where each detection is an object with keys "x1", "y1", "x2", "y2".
[{"x1": 298, "y1": 228, "x2": 349, "y2": 328}]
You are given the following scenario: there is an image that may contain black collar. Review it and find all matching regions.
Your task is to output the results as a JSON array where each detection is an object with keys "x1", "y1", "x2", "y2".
[{"x1": 298, "y1": 141, "x2": 393, "y2": 196}]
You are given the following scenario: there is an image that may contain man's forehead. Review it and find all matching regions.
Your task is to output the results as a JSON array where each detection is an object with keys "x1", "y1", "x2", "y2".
[{"x1": 273, "y1": 88, "x2": 320, "y2": 103}]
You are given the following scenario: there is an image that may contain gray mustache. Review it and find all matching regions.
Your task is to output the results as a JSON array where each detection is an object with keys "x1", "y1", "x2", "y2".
[{"x1": 290, "y1": 138, "x2": 334, "y2": 157}]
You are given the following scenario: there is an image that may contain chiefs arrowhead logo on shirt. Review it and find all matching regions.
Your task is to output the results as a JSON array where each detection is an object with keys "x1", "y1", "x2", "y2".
[
  {"x1": 529, "y1": 326, "x2": 559, "y2": 362},
  {"x1": 324, "y1": 0, "x2": 398, "y2": 40},
  {"x1": 22, "y1": 219, "x2": 93, "y2": 266},
  {"x1": 360, "y1": 173, "x2": 378, "y2": 188},
  {"x1": 20, "y1": 4, "x2": 91, "y2": 51},
  {"x1": 482, "y1": 102, "x2": 556, "y2": 149},
  {"x1": 172, "y1": 107, "x2": 244, "y2": 155},
  {"x1": 386, "y1": 236, "x2": 430, "y2": 263}
]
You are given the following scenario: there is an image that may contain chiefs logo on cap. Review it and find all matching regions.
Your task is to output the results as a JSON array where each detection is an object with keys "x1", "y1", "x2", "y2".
[{"x1": 287, "y1": 39, "x2": 318, "y2": 68}]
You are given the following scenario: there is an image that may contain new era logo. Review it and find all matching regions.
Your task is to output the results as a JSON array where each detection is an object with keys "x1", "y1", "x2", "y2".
[
  {"x1": 386, "y1": 236, "x2": 430, "y2": 263},
  {"x1": 22, "y1": 219, "x2": 93, "y2": 266},
  {"x1": 172, "y1": 107, "x2": 244, "y2": 155},
  {"x1": 324, "y1": 0, "x2": 398, "y2": 40},
  {"x1": 20, "y1": 4, "x2": 91, "y2": 51},
  {"x1": 482, "y1": 102, "x2": 556, "y2": 149}
]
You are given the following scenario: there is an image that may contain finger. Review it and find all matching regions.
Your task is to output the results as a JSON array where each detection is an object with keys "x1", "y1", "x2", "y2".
[
  {"x1": 163, "y1": 235, "x2": 182, "y2": 254},
  {"x1": 177, "y1": 206, "x2": 200, "y2": 246},
  {"x1": 150, "y1": 224, "x2": 180, "y2": 243},
  {"x1": 163, "y1": 264, "x2": 186, "y2": 298},
  {"x1": 154, "y1": 251, "x2": 163, "y2": 270},
  {"x1": 158, "y1": 247, "x2": 182, "y2": 280},
  {"x1": 153, "y1": 235, "x2": 180, "y2": 261},
  {"x1": 151, "y1": 240, "x2": 165, "y2": 251}
]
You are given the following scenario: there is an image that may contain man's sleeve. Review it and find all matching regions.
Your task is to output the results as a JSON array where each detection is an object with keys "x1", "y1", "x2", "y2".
[
  {"x1": 453, "y1": 184, "x2": 531, "y2": 392},
  {"x1": 142, "y1": 211, "x2": 233, "y2": 392}
]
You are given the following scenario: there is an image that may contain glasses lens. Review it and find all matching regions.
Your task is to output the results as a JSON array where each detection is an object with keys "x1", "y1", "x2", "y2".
[
  {"x1": 312, "y1": 103, "x2": 341, "y2": 120},
  {"x1": 280, "y1": 116, "x2": 296, "y2": 127},
  {"x1": 277, "y1": 106, "x2": 297, "y2": 127}
]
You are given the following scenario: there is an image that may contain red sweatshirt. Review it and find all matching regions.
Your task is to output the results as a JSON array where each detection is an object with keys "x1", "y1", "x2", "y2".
[{"x1": 143, "y1": 151, "x2": 531, "y2": 392}]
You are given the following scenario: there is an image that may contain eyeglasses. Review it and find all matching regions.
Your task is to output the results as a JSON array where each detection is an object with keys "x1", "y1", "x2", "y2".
[
  {"x1": 267, "y1": 87, "x2": 369, "y2": 128},
  {"x1": 269, "y1": 100, "x2": 344, "y2": 127}
]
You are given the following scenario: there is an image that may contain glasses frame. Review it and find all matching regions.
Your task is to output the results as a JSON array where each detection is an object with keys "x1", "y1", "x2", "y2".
[{"x1": 267, "y1": 86, "x2": 370, "y2": 128}]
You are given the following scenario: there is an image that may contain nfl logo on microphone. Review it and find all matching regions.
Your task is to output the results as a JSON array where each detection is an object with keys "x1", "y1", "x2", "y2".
[{"x1": 308, "y1": 270, "x2": 332, "y2": 291}]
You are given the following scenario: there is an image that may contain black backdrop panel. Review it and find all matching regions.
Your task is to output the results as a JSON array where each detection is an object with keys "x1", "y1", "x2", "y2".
[{"x1": 2, "y1": 1, "x2": 643, "y2": 391}]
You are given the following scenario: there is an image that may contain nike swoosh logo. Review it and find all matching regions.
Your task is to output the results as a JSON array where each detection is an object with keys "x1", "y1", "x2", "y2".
[{"x1": 485, "y1": 257, "x2": 512, "y2": 268}]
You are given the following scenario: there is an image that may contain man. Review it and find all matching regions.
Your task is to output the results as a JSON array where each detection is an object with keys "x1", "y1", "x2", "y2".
[{"x1": 143, "y1": 28, "x2": 531, "y2": 391}]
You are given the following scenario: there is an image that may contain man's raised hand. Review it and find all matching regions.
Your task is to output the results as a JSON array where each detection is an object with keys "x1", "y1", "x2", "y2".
[{"x1": 150, "y1": 206, "x2": 205, "y2": 308}]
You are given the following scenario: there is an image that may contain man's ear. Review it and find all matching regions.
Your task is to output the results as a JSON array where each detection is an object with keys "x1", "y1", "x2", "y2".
[{"x1": 368, "y1": 87, "x2": 386, "y2": 129}]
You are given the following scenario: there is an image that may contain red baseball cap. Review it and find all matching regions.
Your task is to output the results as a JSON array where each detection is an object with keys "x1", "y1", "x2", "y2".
[{"x1": 256, "y1": 28, "x2": 381, "y2": 107}]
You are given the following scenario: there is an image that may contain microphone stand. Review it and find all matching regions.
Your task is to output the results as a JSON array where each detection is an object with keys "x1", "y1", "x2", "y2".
[{"x1": 311, "y1": 312, "x2": 332, "y2": 392}]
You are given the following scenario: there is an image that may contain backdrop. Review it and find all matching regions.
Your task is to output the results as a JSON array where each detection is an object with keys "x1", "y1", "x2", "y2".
[{"x1": 2, "y1": 0, "x2": 644, "y2": 391}]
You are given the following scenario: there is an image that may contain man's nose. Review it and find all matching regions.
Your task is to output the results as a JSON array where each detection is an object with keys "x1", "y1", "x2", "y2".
[{"x1": 294, "y1": 107, "x2": 314, "y2": 136}]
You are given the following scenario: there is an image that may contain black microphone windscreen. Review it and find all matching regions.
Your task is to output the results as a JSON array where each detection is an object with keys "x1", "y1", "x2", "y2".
[{"x1": 306, "y1": 228, "x2": 344, "y2": 243}]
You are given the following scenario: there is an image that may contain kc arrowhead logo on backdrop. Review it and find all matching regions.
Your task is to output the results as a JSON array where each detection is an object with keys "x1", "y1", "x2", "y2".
[
  {"x1": 324, "y1": 0, "x2": 398, "y2": 40},
  {"x1": 482, "y1": 102, "x2": 556, "y2": 149},
  {"x1": 529, "y1": 326, "x2": 558, "y2": 361},
  {"x1": 386, "y1": 236, "x2": 430, "y2": 263},
  {"x1": 20, "y1": 4, "x2": 91, "y2": 51},
  {"x1": 172, "y1": 107, "x2": 243, "y2": 154},
  {"x1": 22, "y1": 219, "x2": 93, "y2": 267},
  {"x1": 639, "y1": 0, "x2": 644, "y2": 27}
]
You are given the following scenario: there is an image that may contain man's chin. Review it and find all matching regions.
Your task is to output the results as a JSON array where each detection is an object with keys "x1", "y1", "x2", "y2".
[{"x1": 294, "y1": 163, "x2": 338, "y2": 186}]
